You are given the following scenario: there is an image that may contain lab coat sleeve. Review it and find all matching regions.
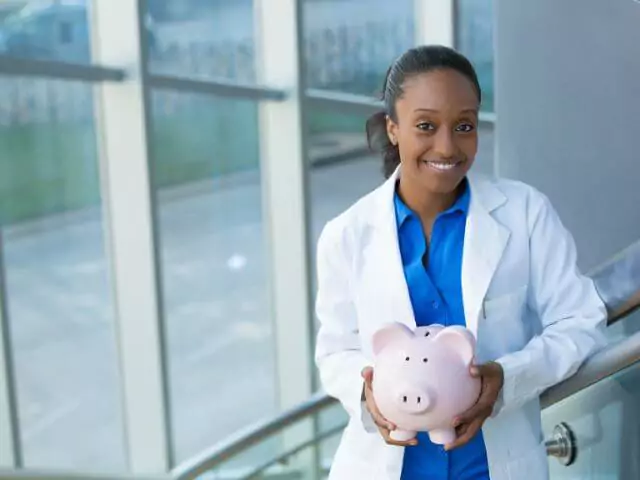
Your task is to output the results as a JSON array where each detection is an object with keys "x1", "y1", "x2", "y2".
[
  {"x1": 493, "y1": 191, "x2": 608, "y2": 415},
  {"x1": 314, "y1": 220, "x2": 377, "y2": 433}
]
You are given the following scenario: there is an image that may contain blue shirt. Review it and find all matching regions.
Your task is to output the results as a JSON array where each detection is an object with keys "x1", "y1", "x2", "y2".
[{"x1": 395, "y1": 182, "x2": 490, "y2": 480}]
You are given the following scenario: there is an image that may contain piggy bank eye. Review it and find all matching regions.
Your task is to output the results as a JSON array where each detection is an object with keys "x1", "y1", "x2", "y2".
[
  {"x1": 422, "y1": 358, "x2": 428, "y2": 363},
  {"x1": 424, "y1": 332, "x2": 430, "y2": 337},
  {"x1": 405, "y1": 356, "x2": 410, "y2": 361}
]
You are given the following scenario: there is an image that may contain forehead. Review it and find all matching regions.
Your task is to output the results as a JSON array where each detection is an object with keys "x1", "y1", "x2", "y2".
[{"x1": 396, "y1": 69, "x2": 479, "y2": 113}]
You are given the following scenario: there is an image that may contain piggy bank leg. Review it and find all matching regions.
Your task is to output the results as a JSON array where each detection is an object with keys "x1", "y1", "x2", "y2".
[
  {"x1": 389, "y1": 429, "x2": 417, "y2": 443},
  {"x1": 428, "y1": 428, "x2": 456, "y2": 445}
]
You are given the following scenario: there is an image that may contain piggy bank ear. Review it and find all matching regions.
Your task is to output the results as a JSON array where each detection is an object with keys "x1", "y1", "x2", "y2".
[
  {"x1": 372, "y1": 323, "x2": 413, "y2": 355},
  {"x1": 433, "y1": 326, "x2": 476, "y2": 365},
  {"x1": 415, "y1": 324, "x2": 444, "y2": 339}
]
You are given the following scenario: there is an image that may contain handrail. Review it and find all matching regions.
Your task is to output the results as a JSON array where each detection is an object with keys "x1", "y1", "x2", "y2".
[
  {"x1": 592, "y1": 239, "x2": 640, "y2": 324},
  {"x1": 241, "y1": 424, "x2": 345, "y2": 480},
  {"x1": 172, "y1": 240, "x2": 640, "y2": 479},
  {"x1": 171, "y1": 393, "x2": 336, "y2": 480},
  {"x1": 541, "y1": 329, "x2": 640, "y2": 408}
]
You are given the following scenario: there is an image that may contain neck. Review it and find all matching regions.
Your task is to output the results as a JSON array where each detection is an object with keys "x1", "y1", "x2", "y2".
[{"x1": 397, "y1": 176, "x2": 462, "y2": 223}]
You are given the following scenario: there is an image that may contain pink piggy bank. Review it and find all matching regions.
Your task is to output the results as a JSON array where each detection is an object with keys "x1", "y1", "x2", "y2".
[{"x1": 371, "y1": 323, "x2": 481, "y2": 445}]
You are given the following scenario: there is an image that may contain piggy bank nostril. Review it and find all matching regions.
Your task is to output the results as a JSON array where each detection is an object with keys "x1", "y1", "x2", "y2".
[
  {"x1": 403, "y1": 396, "x2": 407, "y2": 403},
  {"x1": 417, "y1": 396, "x2": 421, "y2": 404}
]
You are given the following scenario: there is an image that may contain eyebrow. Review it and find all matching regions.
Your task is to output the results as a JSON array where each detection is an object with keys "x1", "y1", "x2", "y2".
[{"x1": 414, "y1": 108, "x2": 479, "y2": 115}]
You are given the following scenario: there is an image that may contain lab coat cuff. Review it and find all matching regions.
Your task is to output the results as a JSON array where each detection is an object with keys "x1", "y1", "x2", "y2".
[
  {"x1": 359, "y1": 381, "x2": 377, "y2": 433},
  {"x1": 493, "y1": 355, "x2": 526, "y2": 415}
]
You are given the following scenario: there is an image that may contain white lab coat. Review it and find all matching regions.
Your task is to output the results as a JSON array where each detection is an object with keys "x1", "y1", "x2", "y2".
[{"x1": 314, "y1": 168, "x2": 607, "y2": 480}]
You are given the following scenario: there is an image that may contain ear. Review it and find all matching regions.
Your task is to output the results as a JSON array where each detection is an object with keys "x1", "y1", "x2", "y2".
[
  {"x1": 372, "y1": 322, "x2": 413, "y2": 355},
  {"x1": 386, "y1": 114, "x2": 398, "y2": 146},
  {"x1": 432, "y1": 326, "x2": 476, "y2": 365}
]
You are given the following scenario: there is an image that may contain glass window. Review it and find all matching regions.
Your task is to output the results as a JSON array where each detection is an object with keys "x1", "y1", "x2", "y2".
[
  {"x1": 303, "y1": 0, "x2": 414, "y2": 96},
  {"x1": 149, "y1": 90, "x2": 276, "y2": 463},
  {"x1": 147, "y1": 0, "x2": 256, "y2": 84},
  {"x1": 0, "y1": 1, "x2": 91, "y2": 64},
  {"x1": 456, "y1": 0, "x2": 495, "y2": 112},
  {"x1": 0, "y1": 76, "x2": 125, "y2": 471},
  {"x1": 307, "y1": 107, "x2": 383, "y2": 266}
]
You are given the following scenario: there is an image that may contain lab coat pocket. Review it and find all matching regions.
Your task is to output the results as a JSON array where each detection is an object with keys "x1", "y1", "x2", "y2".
[
  {"x1": 477, "y1": 285, "x2": 530, "y2": 359},
  {"x1": 482, "y1": 284, "x2": 528, "y2": 323}
]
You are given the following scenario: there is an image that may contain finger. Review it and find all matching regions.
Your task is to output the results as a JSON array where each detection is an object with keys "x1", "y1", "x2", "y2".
[
  {"x1": 469, "y1": 364, "x2": 484, "y2": 378},
  {"x1": 445, "y1": 418, "x2": 483, "y2": 451},
  {"x1": 361, "y1": 368, "x2": 375, "y2": 394},
  {"x1": 454, "y1": 421, "x2": 470, "y2": 438},
  {"x1": 363, "y1": 394, "x2": 395, "y2": 431},
  {"x1": 387, "y1": 438, "x2": 419, "y2": 447},
  {"x1": 371, "y1": 410, "x2": 395, "y2": 431},
  {"x1": 361, "y1": 366, "x2": 373, "y2": 386},
  {"x1": 380, "y1": 429, "x2": 418, "y2": 447},
  {"x1": 453, "y1": 401, "x2": 486, "y2": 427}
]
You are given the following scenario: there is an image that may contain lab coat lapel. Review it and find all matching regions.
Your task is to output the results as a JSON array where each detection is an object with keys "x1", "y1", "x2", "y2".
[
  {"x1": 462, "y1": 175, "x2": 510, "y2": 337},
  {"x1": 364, "y1": 169, "x2": 416, "y2": 331}
]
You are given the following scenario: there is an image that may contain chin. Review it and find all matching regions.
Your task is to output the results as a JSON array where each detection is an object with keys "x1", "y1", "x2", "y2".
[{"x1": 420, "y1": 173, "x2": 467, "y2": 195}]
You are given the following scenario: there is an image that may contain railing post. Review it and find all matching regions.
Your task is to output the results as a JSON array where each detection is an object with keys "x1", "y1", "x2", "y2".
[
  {"x1": 0, "y1": 232, "x2": 21, "y2": 468},
  {"x1": 90, "y1": 0, "x2": 172, "y2": 474},
  {"x1": 254, "y1": 0, "x2": 318, "y2": 478}
]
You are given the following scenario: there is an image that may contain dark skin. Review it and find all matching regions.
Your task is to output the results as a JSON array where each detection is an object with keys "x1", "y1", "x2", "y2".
[{"x1": 363, "y1": 68, "x2": 505, "y2": 450}]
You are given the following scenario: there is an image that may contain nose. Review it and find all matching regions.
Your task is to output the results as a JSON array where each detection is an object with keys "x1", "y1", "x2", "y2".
[
  {"x1": 396, "y1": 387, "x2": 431, "y2": 414},
  {"x1": 433, "y1": 128, "x2": 456, "y2": 159}
]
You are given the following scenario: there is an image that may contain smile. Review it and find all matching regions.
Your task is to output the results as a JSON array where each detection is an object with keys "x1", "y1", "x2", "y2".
[{"x1": 421, "y1": 160, "x2": 463, "y2": 172}]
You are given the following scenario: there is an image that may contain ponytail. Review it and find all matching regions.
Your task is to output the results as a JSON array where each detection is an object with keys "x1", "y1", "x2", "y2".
[{"x1": 366, "y1": 111, "x2": 400, "y2": 179}]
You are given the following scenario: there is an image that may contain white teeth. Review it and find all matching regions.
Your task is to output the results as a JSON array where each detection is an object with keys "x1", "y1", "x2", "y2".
[{"x1": 423, "y1": 161, "x2": 459, "y2": 171}]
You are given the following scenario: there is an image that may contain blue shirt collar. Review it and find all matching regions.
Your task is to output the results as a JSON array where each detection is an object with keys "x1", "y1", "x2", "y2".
[{"x1": 394, "y1": 179, "x2": 471, "y2": 227}]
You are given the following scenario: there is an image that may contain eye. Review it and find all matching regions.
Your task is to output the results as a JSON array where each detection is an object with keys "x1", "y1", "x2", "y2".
[
  {"x1": 424, "y1": 331, "x2": 430, "y2": 337},
  {"x1": 423, "y1": 358, "x2": 428, "y2": 363},
  {"x1": 405, "y1": 356, "x2": 410, "y2": 361},
  {"x1": 416, "y1": 122, "x2": 436, "y2": 132},
  {"x1": 456, "y1": 123, "x2": 475, "y2": 133}
]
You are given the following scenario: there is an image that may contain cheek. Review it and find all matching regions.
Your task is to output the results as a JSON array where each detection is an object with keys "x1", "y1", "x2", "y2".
[
  {"x1": 458, "y1": 134, "x2": 478, "y2": 156},
  {"x1": 398, "y1": 133, "x2": 433, "y2": 161}
]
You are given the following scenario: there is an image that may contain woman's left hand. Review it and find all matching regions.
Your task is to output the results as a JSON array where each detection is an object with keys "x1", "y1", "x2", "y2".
[{"x1": 444, "y1": 361, "x2": 505, "y2": 451}]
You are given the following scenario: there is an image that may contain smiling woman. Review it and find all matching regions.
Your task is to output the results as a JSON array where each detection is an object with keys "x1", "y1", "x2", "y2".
[{"x1": 315, "y1": 45, "x2": 607, "y2": 480}]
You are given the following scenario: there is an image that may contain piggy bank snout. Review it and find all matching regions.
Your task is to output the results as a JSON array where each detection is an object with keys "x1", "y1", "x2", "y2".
[{"x1": 395, "y1": 386, "x2": 433, "y2": 414}]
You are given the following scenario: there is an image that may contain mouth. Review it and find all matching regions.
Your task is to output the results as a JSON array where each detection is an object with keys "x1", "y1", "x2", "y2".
[{"x1": 421, "y1": 159, "x2": 464, "y2": 173}]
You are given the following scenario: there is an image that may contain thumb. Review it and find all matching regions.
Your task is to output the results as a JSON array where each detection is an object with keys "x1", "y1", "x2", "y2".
[
  {"x1": 361, "y1": 366, "x2": 374, "y2": 385},
  {"x1": 469, "y1": 364, "x2": 484, "y2": 377}
]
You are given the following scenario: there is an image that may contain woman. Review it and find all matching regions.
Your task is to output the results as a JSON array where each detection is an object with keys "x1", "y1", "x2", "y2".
[{"x1": 314, "y1": 45, "x2": 607, "y2": 480}]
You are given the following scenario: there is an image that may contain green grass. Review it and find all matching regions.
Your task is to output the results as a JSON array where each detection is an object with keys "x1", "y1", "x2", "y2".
[
  {"x1": 0, "y1": 122, "x2": 101, "y2": 224},
  {"x1": 0, "y1": 98, "x2": 261, "y2": 225}
]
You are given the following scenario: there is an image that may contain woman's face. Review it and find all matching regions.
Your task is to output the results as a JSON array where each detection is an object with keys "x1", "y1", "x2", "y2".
[{"x1": 386, "y1": 69, "x2": 479, "y2": 195}]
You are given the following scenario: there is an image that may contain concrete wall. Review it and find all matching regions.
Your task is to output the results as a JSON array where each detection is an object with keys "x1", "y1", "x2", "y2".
[
  {"x1": 494, "y1": 0, "x2": 640, "y2": 271},
  {"x1": 494, "y1": 1, "x2": 640, "y2": 477}
]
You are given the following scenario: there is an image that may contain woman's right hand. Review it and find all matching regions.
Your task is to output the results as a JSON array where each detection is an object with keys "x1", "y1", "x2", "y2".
[{"x1": 361, "y1": 367, "x2": 418, "y2": 447}]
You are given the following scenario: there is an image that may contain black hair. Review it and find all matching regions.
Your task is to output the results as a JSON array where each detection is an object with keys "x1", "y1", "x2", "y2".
[{"x1": 365, "y1": 45, "x2": 482, "y2": 178}]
